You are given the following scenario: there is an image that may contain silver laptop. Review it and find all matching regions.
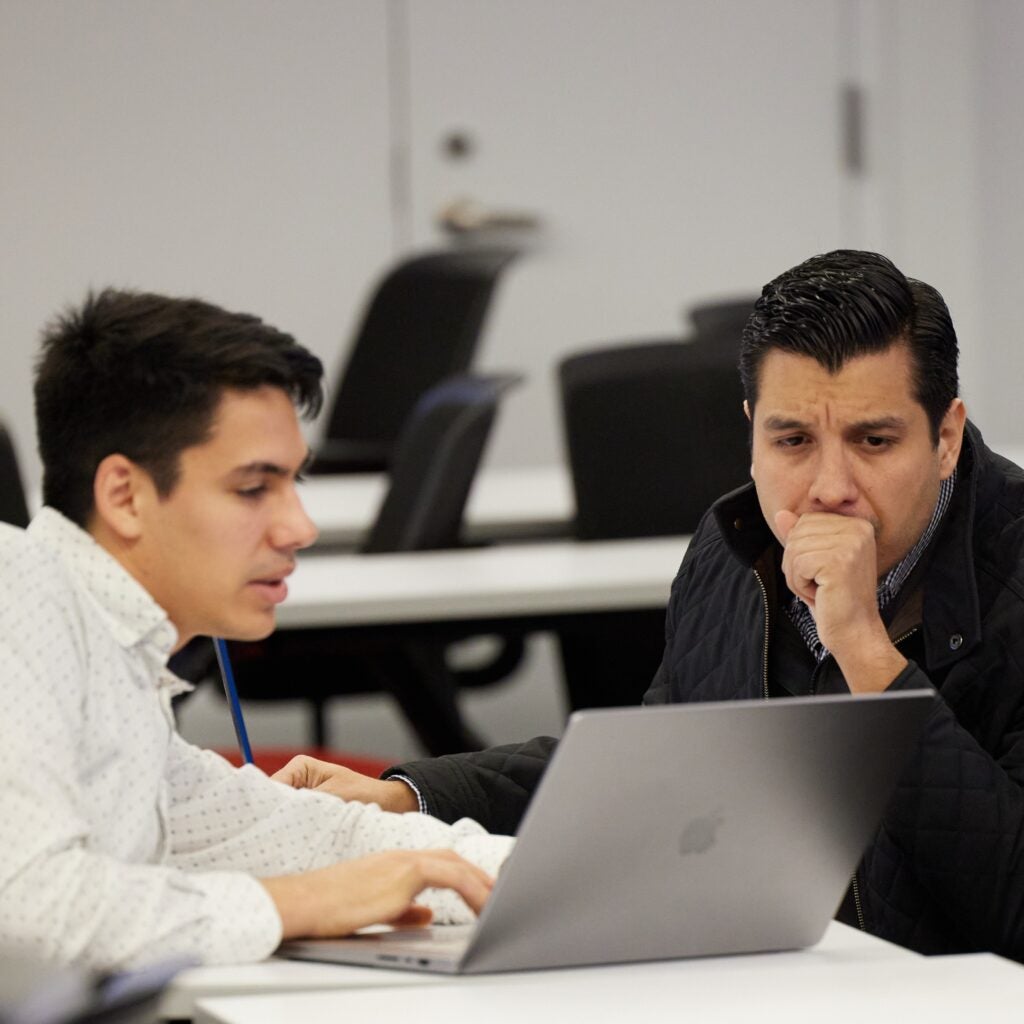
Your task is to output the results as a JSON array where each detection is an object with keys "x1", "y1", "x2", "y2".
[{"x1": 281, "y1": 690, "x2": 934, "y2": 974}]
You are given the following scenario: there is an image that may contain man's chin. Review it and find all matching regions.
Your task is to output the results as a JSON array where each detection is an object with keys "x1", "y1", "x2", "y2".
[{"x1": 219, "y1": 614, "x2": 277, "y2": 643}]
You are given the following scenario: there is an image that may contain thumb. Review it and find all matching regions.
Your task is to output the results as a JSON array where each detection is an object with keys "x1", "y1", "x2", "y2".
[
  {"x1": 774, "y1": 509, "x2": 800, "y2": 544},
  {"x1": 270, "y1": 755, "x2": 311, "y2": 787}
]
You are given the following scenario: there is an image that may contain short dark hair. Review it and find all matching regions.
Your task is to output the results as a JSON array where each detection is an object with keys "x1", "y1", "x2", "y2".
[
  {"x1": 738, "y1": 250, "x2": 959, "y2": 443},
  {"x1": 35, "y1": 288, "x2": 324, "y2": 527}
]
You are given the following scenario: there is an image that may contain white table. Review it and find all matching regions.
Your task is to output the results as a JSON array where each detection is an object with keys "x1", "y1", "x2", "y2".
[
  {"x1": 278, "y1": 536, "x2": 689, "y2": 629},
  {"x1": 158, "y1": 957, "x2": 448, "y2": 1020},
  {"x1": 193, "y1": 953, "x2": 1024, "y2": 1024},
  {"x1": 301, "y1": 464, "x2": 574, "y2": 547},
  {"x1": 165, "y1": 921, "x2": 896, "y2": 1021},
  {"x1": 192, "y1": 927, "x2": 1024, "y2": 1024}
]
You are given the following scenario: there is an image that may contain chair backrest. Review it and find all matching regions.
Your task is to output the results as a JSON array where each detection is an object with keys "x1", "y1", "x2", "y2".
[
  {"x1": 316, "y1": 248, "x2": 519, "y2": 473},
  {"x1": 362, "y1": 373, "x2": 521, "y2": 554},
  {"x1": 0, "y1": 420, "x2": 30, "y2": 528},
  {"x1": 685, "y1": 295, "x2": 758, "y2": 366},
  {"x1": 687, "y1": 295, "x2": 758, "y2": 339},
  {"x1": 559, "y1": 340, "x2": 749, "y2": 540}
]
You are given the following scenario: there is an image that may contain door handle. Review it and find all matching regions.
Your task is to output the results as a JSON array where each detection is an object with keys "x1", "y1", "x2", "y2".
[{"x1": 437, "y1": 197, "x2": 543, "y2": 235}]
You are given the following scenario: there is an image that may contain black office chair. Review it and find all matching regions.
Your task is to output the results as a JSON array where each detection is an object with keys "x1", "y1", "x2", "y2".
[
  {"x1": 688, "y1": 295, "x2": 757, "y2": 337},
  {"x1": 555, "y1": 339, "x2": 751, "y2": 710},
  {"x1": 0, "y1": 420, "x2": 30, "y2": 528},
  {"x1": 225, "y1": 373, "x2": 525, "y2": 754},
  {"x1": 686, "y1": 295, "x2": 758, "y2": 363},
  {"x1": 313, "y1": 248, "x2": 520, "y2": 474}
]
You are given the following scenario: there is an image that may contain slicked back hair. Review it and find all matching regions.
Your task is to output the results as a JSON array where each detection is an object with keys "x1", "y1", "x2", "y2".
[
  {"x1": 35, "y1": 288, "x2": 324, "y2": 528},
  {"x1": 738, "y1": 250, "x2": 959, "y2": 444}
]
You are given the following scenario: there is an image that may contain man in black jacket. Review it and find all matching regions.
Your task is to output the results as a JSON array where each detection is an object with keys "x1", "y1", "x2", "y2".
[{"x1": 280, "y1": 250, "x2": 1024, "y2": 960}]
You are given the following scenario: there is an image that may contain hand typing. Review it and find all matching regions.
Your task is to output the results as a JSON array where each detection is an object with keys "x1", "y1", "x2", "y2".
[{"x1": 261, "y1": 849, "x2": 494, "y2": 940}]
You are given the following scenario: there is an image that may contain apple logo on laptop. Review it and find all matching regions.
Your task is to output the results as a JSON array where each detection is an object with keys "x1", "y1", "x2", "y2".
[{"x1": 678, "y1": 810, "x2": 723, "y2": 856}]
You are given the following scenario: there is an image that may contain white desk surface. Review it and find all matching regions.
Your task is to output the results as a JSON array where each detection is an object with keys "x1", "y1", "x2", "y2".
[
  {"x1": 302, "y1": 464, "x2": 574, "y2": 547},
  {"x1": 166, "y1": 921, "x2": 896, "y2": 1021},
  {"x1": 278, "y1": 535, "x2": 688, "y2": 628},
  {"x1": 159, "y1": 957, "x2": 447, "y2": 1020},
  {"x1": 193, "y1": 929, "x2": 1024, "y2": 1024}
]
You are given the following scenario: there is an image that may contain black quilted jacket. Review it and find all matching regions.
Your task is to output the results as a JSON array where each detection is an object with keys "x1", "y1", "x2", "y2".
[{"x1": 386, "y1": 423, "x2": 1024, "y2": 959}]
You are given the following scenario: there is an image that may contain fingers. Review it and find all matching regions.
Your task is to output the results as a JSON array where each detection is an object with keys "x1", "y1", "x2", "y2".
[
  {"x1": 270, "y1": 754, "x2": 314, "y2": 787},
  {"x1": 270, "y1": 755, "x2": 337, "y2": 789},
  {"x1": 774, "y1": 509, "x2": 799, "y2": 542},
  {"x1": 778, "y1": 513, "x2": 875, "y2": 598},
  {"x1": 410, "y1": 849, "x2": 495, "y2": 916},
  {"x1": 265, "y1": 849, "x2": 497, "y2": 939}
]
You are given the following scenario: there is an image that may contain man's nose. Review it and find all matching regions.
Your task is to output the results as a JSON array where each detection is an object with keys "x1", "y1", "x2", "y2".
[
  {"x1": 272, "y1": 489, "x2": 319, "y2": 551},
  {"x1": 807, "y1": 445, "x2": 859, "y2": 509}
]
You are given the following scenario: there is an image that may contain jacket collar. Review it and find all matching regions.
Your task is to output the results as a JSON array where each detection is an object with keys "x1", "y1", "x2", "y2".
[{"x1": 710, "y1": 421, "x2": 987, "y2": 672}]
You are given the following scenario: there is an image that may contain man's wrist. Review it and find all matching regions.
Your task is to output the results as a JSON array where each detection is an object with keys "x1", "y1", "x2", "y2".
[
  {"x1": 833, "y1": 633, "x2": 908, "y2": 693},
  {"x1": 382, "y1": 775, "x2": 425, "y2": 814},
  {"x1": 260, "y1": 874, "x2": 314, "y2": 940}
]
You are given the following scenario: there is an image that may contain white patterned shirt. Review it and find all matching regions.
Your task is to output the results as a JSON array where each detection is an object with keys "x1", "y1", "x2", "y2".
[{"x1": 0, "y1": 509, "x2": 513, "y2": 971}]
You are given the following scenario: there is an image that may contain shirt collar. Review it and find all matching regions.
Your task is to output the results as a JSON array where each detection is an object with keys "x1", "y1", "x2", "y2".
[
  {"x1": 27, "y1": 508, "x2": 184, "y2": 684},
  {"x1": 877, "y1": 470, "x2": 957, "y2": 607}
]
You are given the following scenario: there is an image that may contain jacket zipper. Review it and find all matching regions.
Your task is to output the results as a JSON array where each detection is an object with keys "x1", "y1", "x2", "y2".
[
  {"x1": 752, "y1": 568, "x2": 770, "y2": 700},
  {"x1": 849, "y1": 625, "x2": 920, "y2": 930},
  {"x1": 851, "y1": 873, "x2": 866, "y2": 931},
  {"x1": 892, "y1": 627, "x2": 919, "y2": 648}
]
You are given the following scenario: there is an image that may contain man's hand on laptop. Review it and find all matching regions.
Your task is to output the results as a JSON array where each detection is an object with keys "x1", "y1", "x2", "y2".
[
  {"x1": 272, "y1": 754, "x2": 419, "y2": 812},
  {"x1": 260, "y1": 849, "x2": 495, "y2": 940},
  {"x1": 775, "y1": 510, "x2": 907, "y2": 693}
]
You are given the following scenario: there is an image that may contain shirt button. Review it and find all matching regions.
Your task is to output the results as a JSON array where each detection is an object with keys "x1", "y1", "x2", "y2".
[{"x1": 949, "y1": 633, "x2": 964, "y2": 651}]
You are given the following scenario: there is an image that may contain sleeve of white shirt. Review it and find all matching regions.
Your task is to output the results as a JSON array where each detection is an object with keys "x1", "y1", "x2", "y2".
[
  {"x1": 165, "y1": 736, "x2": 514, "y2": 925},
  {"x1": 0, "y1": 539, "x2": 512, "y2": 971},
  {"x1": 0, "y1": 625, "x2": 279, "y2": 968}
]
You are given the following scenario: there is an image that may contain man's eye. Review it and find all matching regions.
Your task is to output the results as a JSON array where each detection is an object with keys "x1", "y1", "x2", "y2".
[
  {"x1": 238, "y1": 485, "x2": 267, "y2": 499},
  {"x1": 294, "y1": 471, "x2": 307, "y2": 485},
  {"x1": 863, "y1": 436, "x2": 893, "y2": 449},
  {"x1": 775, "y1": 435, "x2": 806, "y2": 449}
]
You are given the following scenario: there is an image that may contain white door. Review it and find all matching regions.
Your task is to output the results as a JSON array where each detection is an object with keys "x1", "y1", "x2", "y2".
[{"x1": 403, "y1": 0, "x2": 857, "y2": 466}]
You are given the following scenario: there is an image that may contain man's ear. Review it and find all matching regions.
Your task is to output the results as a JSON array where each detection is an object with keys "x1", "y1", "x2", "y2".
[
  {"x1": 92, "y1": 454, "x2": 150, "y2": 541},
  {"x1": 743, "y1": 400, "x2": 754, "y2": 476},
  {"x1": 937, "y1": 398, "x2": 967, "y2": 480}
]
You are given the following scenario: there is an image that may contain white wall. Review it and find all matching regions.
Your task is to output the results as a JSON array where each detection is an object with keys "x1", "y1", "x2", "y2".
[
  {"x1": 975, "y1": 0, "x2": 1024, "y2": 447},
  {"x1": 852, "y1": 0, "x2": 984, "y2": 428},
  {"x1": 403, "y1": 0, "x2": 852, "y2": 468},
  {"x1": 2, "y1": 1, "x2": 1017, "y2": 480},
  {"x1": 0, "y1": 0, "x2": 396, "y2": 491}
]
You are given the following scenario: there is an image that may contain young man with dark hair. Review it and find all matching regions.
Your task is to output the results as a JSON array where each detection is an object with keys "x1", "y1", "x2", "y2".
[
  {"x1": 0, "y1": 288, "x2": 512, "y2": 971},
  {"x1": 296, "y1": 250, "x2": 1024, "y2": 960}
]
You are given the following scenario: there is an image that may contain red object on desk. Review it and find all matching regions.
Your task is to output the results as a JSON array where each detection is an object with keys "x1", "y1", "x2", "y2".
[{"x1": 215, "y1": 747, "x2": 391, "y2": 779}]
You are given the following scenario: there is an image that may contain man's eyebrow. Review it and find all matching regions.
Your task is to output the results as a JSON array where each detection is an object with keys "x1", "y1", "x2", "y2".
[
  {"x1": 847, "y1": 416, "x2": 908, "y2": 433},
  {"x1": 760, "y1": 415, "x2": 909, "y2": 433},
  {"x1": 761, "y1": 415, "x2": 808, "y2": 432},
  {"x1": 230, "y1": 451, "x2": 314, "y2": 479}
]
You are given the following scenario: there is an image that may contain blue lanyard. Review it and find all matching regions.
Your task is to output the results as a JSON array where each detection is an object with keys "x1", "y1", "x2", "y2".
[{"x1": 213, "y1": 638, "x2": 253, "y2": 764}]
